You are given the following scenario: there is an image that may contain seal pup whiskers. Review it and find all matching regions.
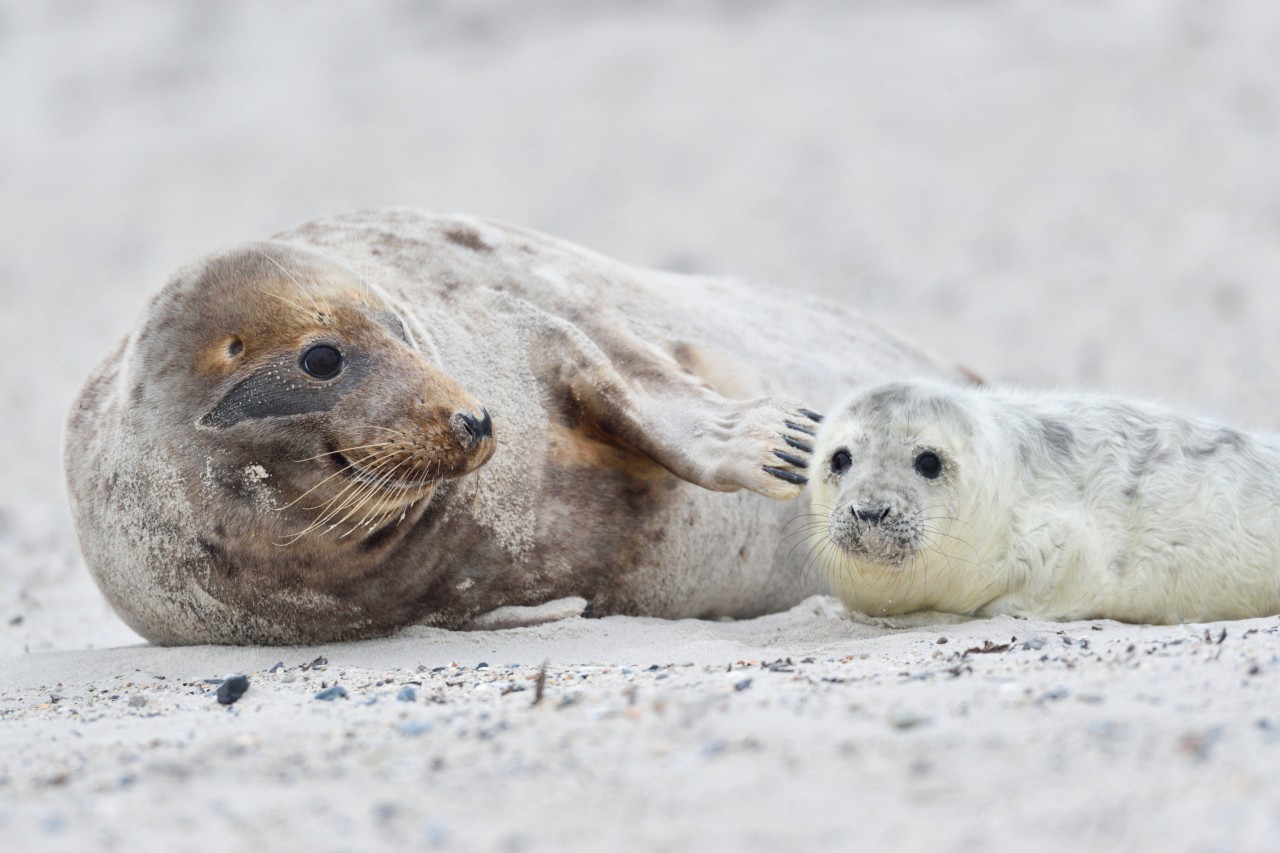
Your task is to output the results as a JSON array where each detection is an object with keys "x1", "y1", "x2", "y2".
[{"x1": 810, "y1": 380, "x2": 1280, "y2": 624}]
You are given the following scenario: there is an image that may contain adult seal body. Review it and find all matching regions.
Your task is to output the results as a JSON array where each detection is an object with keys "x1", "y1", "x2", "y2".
[
  {"x1": 810, "y1": 380, "x2": 1280, "y2": 624},
  {"x1": 66, "y1": 209, "x2": 962, "y2": 645}
]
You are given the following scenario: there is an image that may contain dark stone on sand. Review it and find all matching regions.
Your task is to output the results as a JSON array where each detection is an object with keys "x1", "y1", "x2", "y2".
[
  {"x1": 217, "y1": 675, "x2": 250, "y2": 706},
  {"x1": 315, "y1": 685, "x2": 348, "y2": 701}
]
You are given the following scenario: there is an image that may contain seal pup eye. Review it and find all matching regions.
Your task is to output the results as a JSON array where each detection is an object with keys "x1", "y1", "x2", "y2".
[
  {"x1": 300, "y1": 344, "x2": 344, "y2": 380},
  {"x1": 830, "y1": 449, "x2": 852, "y2": 475},
  {"x1": 914, "y1": 451, "x2": 943, "y2": 480}
]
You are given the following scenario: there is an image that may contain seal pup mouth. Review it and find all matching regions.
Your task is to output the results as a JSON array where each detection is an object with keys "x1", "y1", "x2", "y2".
[{"x1": 828, "y1": 501, "x2": 924, "y2": 567}]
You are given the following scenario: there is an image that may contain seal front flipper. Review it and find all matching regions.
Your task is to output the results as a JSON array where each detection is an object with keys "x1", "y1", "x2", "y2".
[
  {"x1": 527, "y1": 314, "x2": 819, "y2": 500},
  {"x1": 590, "y1": 391, "x2": 820, "y2": 500}
]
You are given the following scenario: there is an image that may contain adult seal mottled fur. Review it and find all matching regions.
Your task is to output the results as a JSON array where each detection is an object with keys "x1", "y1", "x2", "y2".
[
  {"x1": 66, "y1": 209, "x2": 962, "y2": 645},
  {"x1": 810, "y1": 380, "x2": 1280, "y2": 624}
]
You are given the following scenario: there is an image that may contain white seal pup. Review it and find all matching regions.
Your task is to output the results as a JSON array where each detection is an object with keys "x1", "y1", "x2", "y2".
[
  {"x1": 65, "y1": 209, "x2": 965, "y2": 645},
  {"x1": 809, "y1": 380, "x2": 1280, "y2": 624}
]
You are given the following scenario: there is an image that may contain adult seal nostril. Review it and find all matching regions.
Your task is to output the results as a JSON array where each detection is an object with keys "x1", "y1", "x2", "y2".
[{"x1": 453, "y1": 409, "x2": 492, "y2": 447}]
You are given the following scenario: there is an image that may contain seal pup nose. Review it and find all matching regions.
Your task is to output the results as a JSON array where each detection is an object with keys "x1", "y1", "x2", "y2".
[
  {"x1": 453, "y1": 409, "x2": 493, "y2": 447},
  {"x1": 853, "y1": 504, "x2": 891, "y2": 524}
]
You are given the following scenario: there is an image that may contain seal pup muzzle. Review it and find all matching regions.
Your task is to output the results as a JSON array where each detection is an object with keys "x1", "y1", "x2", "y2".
[{"x1": 810, "y1": 380, "x2": 1280, "y2": 624}]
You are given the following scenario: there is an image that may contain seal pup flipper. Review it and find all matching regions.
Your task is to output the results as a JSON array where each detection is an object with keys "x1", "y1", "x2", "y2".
[{"x1": 845, "y1": 610, "x2": 976, "y2": 629}]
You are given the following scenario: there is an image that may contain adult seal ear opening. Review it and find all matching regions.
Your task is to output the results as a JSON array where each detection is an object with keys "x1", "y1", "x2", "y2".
[
  {"x1": 810, "y1": 380, "x2": 1280, "y2": 624},
  {"x1": 66, "y1": 209, "x2": 966, "y2": 644}
]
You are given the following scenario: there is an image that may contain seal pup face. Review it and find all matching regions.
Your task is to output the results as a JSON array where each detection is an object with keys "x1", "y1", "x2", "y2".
[
  {"x1": 809, "y1": 381, "x2": 995, "y2": 616},
  {"x1": 136, "y1": 242, "x2": 495, "y2": 552}
]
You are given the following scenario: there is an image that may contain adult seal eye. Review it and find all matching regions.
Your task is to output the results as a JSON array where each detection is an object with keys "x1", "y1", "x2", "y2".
[
  {"x1": 830, "y1": 449, "x2": 852, "y2": 475},
  {"x1": 300, "y1": 344, "x2": 344, "y2": 380},
  {"x1": 914, "y1": 451, "x2": 943, "y2": 480}
]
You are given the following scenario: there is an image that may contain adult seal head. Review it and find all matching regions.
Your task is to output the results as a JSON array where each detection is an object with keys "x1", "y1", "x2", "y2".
[
  {"x1": 810, "y1": 380, "x2": 1280, "y2": 624},
  {"x1": 65, "y1": 243, "x2": 495, "y2": 643}
]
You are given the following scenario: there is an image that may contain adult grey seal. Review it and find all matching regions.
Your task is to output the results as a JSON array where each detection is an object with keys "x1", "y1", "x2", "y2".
[
  {"x1": 66, "y1": 209, "x2": 962, "y2": 645},
  {"x1": 809, "y1": 380, "x2": 1280, "y2": 624}
]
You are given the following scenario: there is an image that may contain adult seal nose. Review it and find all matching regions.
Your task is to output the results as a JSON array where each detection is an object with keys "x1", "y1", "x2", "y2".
[{"x1": 453, "y1": 409, "x2": 493, "y2": 447}]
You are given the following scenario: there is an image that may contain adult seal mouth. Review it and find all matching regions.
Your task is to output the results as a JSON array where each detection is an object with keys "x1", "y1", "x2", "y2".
[
  {"x1": 325, "y1": 409, "x2": 490, "y2": 490},
  {"x1": 64, "y1": 210, "x2": 968, "y2": 645}
]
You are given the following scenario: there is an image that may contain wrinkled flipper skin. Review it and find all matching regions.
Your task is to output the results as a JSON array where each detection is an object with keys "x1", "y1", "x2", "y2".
[{"x1": 521, "y1": 310, "x2": 822, "y2": 499}]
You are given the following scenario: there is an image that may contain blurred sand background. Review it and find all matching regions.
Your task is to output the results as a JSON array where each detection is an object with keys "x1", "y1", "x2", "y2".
[{"x1": 4, "y1": 1, "x2": 1280, "y2": 850}]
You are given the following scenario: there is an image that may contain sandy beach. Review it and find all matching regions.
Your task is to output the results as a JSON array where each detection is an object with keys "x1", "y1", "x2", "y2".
[
  {"x1": 5, "y1": 1, "x2": 1280, "y2": 849},
  {"x1": 7, "y1": 602, "x2": 1280, "y2": 851}
]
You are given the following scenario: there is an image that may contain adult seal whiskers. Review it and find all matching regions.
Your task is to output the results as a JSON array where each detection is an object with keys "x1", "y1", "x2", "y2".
[
  {"x1": 66, "y1": 209, "x2": 965, "y2": 645},
  {"x1": 809, "y1": 380, "x2": 1280, "y2": 624}
]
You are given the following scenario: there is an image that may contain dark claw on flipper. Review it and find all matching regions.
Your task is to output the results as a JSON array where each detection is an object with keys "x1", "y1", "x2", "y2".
[
  {"x1": 798, "y1": 408, "x2": 824, "y2": 423},
  {"x1": 763, "y1": 466, "x2": 807, "y2": 485},
  {"x1": 781, "y1": 434, "x2": 813, "y2": 453},
  {"x1": 784, "y1": 420, "x2": 816, "y2": 437},
  {"x1": 772, "y1": 450, "x2": 808, "y2": 468}
]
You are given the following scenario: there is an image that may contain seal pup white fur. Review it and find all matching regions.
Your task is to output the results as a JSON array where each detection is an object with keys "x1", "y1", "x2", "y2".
[
  {"x1": 809, "y1": 380, "x2": 1280, "y2": 624},
  {"x1": 66, "y1": 210, "x2": 965, "y2": 645}
]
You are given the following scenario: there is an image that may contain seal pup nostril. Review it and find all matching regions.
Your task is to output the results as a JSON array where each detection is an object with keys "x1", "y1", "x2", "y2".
[
  {"x1": 477, "y1": 408, "x2": 492, "y2": 439},
  {"x1": 853, "y1": 504, "x2": 890, "y2": 523}
]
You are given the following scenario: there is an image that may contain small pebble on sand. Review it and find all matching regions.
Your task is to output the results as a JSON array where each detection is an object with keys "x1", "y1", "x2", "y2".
[
  {"x1": 315, "y1": 685, "x2": 348, "y2": 701},
  {"x1": 888, "y1": 709, "x2": 933, "y2": 730},
  {"x1": 217, "y1": 675, "x2": 250, "y2": 706}
]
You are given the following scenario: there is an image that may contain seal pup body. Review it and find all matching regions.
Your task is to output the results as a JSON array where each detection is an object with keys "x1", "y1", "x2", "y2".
[
  {"x1": 67, "y1": 209, "x2": 962, "y2": 644},
  {"x1": 811, "y1": 380, "x2": 1280, "y2": 624}
]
